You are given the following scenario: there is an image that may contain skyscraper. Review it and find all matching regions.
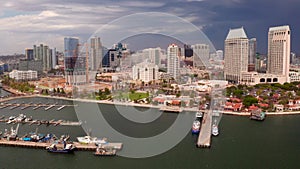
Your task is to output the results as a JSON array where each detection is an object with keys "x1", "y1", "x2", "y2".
[
  {"x1": 33, "y1": 44, "x2": 53, "y2": 72},
  {"x1": 167, "y1": 44, "x2": 180, "y2": 80},
  {"x1": 248, "y1": 38, "x2": 257, "y2": 71},
  {"x1": 191, "y1": 44, "x2": 210, "y2": 69},
  {"x1": 25, "y1": 48, "x2": 34, "y2": 60},
  {"x1": 90, "y1": 37, "x2": 102, "y2": 71},
  {"x1": 267, "y1": 25, "x2": 290, "y2": 82},
  {"x1": 64, "y1": 37, "x2": 86, "y2": 85},
  {"x1": 224, "y1": 27, "x2": 249, "y2": 83}
]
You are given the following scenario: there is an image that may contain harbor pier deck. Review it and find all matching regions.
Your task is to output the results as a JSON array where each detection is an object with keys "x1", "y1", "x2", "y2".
[
  {"x1": 0, "y1": 139, "x2": 122, "y2": 151},
  {"x1": 197, "y1": 110, "x2": 212, "y2": 148}
]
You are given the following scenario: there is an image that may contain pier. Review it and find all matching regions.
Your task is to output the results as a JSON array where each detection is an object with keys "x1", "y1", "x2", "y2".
[
  {"x1": 0, "y1": 101, "x2": 75, "y2": 111},
  {"x1": 0, "y1": 139, "x2": 122, "y2": 151},
  {"x1": 197, "y1": 110, "x2": 212, "y2": 148}
]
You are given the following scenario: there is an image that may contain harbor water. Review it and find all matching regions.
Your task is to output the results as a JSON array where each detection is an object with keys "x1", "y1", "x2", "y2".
[{"x1": 0, "y1": 90, "x2": 300, "y2": 168}]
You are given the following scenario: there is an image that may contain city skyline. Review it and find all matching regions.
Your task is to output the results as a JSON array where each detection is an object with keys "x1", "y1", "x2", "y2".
[{"x1": 0, "y1": 0, "x2": 299, "y2": 55}]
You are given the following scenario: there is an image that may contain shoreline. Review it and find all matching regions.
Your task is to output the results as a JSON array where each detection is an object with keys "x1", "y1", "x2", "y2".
[{"x1": 1, "y1": 94, "x2": 300, "y2": 116}]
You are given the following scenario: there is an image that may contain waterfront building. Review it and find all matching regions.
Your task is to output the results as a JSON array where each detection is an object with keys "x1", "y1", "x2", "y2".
[
  {"x1": 267, "y1": 25, "x2": 291, "y2": 82},
  {"x1": 90, "y1": 37, "x2": 103, "y2": 71},
  {"x1": 132, "y1": 60, "x2": 159, "y2": 83},
  {"x1": 64, "y1": 37, "x2": 86, "y2": 85},
  {"x1": 9, "y1": 70, "x2": 37, "y2": 81},
  {"x1": 191, "y1": 44, "x2": 209, "y2": 69},
  {"x1": 167, "y1": 44, "x2": 180, "y2": 80},
  {"x1": 224, "y1": 27, "x2": 249, "y2": 83},
  {"x1": 248, "y1": 38, "x2": 257, "y2": 72}
]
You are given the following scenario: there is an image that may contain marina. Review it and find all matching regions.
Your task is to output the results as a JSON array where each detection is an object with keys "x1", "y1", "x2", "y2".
[{"x1": 0, "y1": 101, "x2": 76, "y2": 111}]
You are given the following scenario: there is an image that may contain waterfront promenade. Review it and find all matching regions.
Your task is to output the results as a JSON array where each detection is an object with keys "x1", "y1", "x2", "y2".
[{"x1": 2, "y1": 94, "x2": 300, "y2": 116}]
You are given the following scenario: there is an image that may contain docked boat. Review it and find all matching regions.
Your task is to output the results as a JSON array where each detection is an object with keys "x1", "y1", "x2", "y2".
[
  {"x1": 250, "y1": 108, "x2": 265, "y2": 121},
  {"x1": 195, "y1": 112, "x2": 203, "y2": 118},
  {"x1": 94, "y1": 146, "x2": 116, "y2": 156},
  {"x1": 7, "y1": 116, "x2": 16, "y2": 124},
  {"x1": 192, "y1": 120, "x2": 201, "y2": 134},
  {"x1": 3, "y1": 124, "x2": 19, "y2": 141},
  {"x1": 212, "y1": 124, "x2": 219, "y2": 136},
  {"x1": 77, "y1": 136, "x2": 108, "y2": 145},
  {"x1": 15, "y1": 114, "x2": 26, "y2": 122},
  {"x1": 46, "y1": 141, "x2": 76, "y2": 154}
]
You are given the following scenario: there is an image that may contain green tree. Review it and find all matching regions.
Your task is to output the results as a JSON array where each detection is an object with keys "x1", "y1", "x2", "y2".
[{"x1": 243, "y1": 95, "x2": 258, "y2": 108}]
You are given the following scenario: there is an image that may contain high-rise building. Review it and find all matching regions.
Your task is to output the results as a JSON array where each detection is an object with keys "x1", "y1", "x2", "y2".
[
  {"x1": 267, "y1": 25, "x2": 290, "y2": 82},
  {"x1": 132, "y1": 60, "x2": 159, "y2": 83},
  {"x1": 248, "y1": 38, "x2": 257, "y2": 71},
  {"x1": 52, "y1": 48, "x2": 57, "y2": 69},
  {"x1": 25, "y1": 49, "x2": 34, "y2": 60},
  {"x1": 167, "y1": 44, "x2": 180, "y2": 80},
  {"x1": 224, "y1": 27, "x2": 249, "y2": 83},
  {"x1": 191, "y1": 44, "x2": 210, "y2": 69},
  {"x1": 90, "y1": 37, "x2": 102, "y2": 71},
  {"x1": 64, "y1": 37, "x2": 86, "y2": 85},
  {"x1": 33, "y1": 44, "x2": 53, "y2": 72},
  {"x1": 102, "y1": 43, "x2": 129, "y2": 72}
]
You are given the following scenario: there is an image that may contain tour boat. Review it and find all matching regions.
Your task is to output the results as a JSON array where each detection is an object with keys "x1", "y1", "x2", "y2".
[
  {"x1": 94, "y1": 146, "x2": 116, "y2": 156},
  {"x1": 77, "y1": 136, "x2": 108, "y2": 145}
]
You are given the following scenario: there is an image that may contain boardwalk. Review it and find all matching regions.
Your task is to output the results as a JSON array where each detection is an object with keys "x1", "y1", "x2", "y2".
[{"x1": 197, "y1": 110, "x2": 212, "y2": 148}]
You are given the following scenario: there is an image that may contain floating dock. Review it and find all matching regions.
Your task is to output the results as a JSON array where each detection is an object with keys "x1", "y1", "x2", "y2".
[
  {"x1": 45, "y1": 104, "x2": 55, "y2": 111},
  {"x1": 57, "y1": 105, "x2": 65, "y2": 111},
  {"x1": 197, "y1": 110, "x2": 212, "y2": 148},
  {"x1": 0, "y1": 139, "x2": 122, "y2": 151}
]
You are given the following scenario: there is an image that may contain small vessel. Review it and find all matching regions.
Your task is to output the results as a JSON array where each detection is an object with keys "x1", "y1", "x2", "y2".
[
  {"x1": 94, "y1": 146, "x2": 116, "y2": 156},
  {"x1": 192, "y1": 120, "x2": 201, "y2": 134},
  {"x1": 250, "y1": 109, "x2": 265, "y2": 121},
  {"x1": 212, "y1": 124, "x2": 219, "y2": 136},
  {"x1": 46, "y1": 141, "x2": 76, "y2": 154},
  {"x1": 195, "y1": 112, "x2": 203, "y2": 118},
  {"x1": 7, "y1": 116, "x2": 16, "y2": 124},
  {"x1": 15, "y1": 114, "x2": 26, "y2": 122},
  {"x1": 3, "y1": 124, "x2": 19, "y2": 141}
]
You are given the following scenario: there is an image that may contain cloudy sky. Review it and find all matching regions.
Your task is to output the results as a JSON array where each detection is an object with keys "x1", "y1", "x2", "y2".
[{"x1": 0, "y1": 0, "x2": 299, "y2": 55}]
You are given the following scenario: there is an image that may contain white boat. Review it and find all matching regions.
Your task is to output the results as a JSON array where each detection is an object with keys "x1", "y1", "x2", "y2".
[
  {"x1": 77, "y1": 136, "x2": 108, "y2": 145},
  {"x1": 195, "y1": 112, "x2": 203, "y2": 118},
  {"x1": 192, "y1": 120, "x2": 201, "y2": 134},
  {"x1": 15, "y1": 114, "x2": 26, "y2": 122},
  {"x1": 212, "y1": 124, "x2": 219, "y2": 136}
]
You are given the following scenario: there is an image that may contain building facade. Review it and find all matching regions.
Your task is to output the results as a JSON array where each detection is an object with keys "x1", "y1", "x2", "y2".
[
  {"x1": 267, "y1": 25, "x2": 291, "y2": 82},
  {"x1": 132, "y1": 61, "x2": 159, "y2": 83},
  {"x1": 224, "y1": 27, "x2": 249, "y2": 83},
  {"x1": 191, "y1": 44, "x2": 210, "y2": 69},
  {"x1": 64, "y1": 37, "x2": 87, "y2": 85},
  {"x1": 90, "y1": 37, "x2": 102, "y2": 71},
  {"x1": 9, "y1": 70, "x2": 37, "y2": 81},
  {"x1": 25, "y1": 48, "x2": 34, "y2": 60},
  {"x1": 248, "y1": 38, "x2": 257, "y2": 72},
  {"x1": 167, "y1": 44, "x2": 180, "y2": 80}
]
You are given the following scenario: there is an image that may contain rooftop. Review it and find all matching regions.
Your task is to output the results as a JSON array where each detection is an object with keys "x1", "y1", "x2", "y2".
[
  {"x1": 269, "y1": 25, "x2": 290, "y2": 32},
  {"x1": 226, "y1": 27, "x2": 248, "y2": 40}
]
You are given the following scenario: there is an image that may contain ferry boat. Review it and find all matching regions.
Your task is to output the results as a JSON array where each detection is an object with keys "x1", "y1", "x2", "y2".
[
  {"x1": 250, "y1": 109, "x2": 265, "y2": 121},
  {"x1": 192, "y1": 120, "x2": 201, "y2": 134},
  {"x1": 46, "y1": 141, "x2": 76, "y2": 154}
]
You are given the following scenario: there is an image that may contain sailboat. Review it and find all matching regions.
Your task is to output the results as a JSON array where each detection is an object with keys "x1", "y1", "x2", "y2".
[{"x1": 212, "y1": 119, "x2": 219, "y2": 136}]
